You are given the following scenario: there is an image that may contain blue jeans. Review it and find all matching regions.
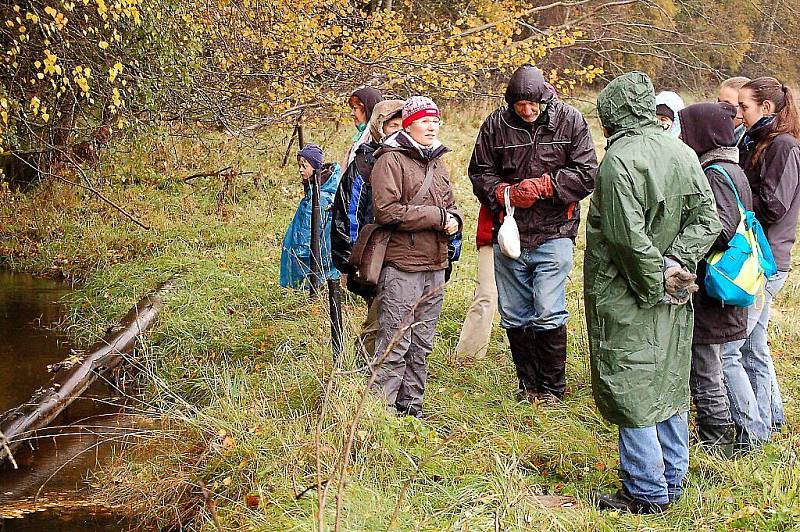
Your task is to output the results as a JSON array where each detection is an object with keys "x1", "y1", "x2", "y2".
[
  {"x1": 740, "y1": 271, "x2": 787, "y2": 431},
  {"x1": 720, "y1": 340, "x2": 771, "y2": 446},
  {"x1": 618, "y1": 412, "x2": 689, "y2": 505},
  {"x1": 493, "y1": 238, "x2": 573, "y2": 331}
]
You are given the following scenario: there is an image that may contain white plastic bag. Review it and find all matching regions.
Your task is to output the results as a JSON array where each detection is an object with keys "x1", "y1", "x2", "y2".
[{"x1": 497, "y1": 187, "x2": 521, "y2": 259}]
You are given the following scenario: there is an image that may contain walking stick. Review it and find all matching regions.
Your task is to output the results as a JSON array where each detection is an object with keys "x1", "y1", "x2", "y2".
[
  {"x1": 328, "y1": 279, "x2": 344, "y2": 359},
  {"x1": 296, "y1": 114, "x2": 343, "y2": 358},
  {"x1": 281, "y1": 110, "x2": 305, "y2": 168}
]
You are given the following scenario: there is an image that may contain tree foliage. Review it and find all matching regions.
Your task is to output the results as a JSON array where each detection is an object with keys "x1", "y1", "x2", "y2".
[
  {"x1": 181, "y1": 0, "x2": 599, "y2": 130},
  {"x1": 2, "y1": 0, "x2": 798, "y2": 163},
  {"x1": 537, "y1": 0, "x2": 799, "y2": 89},
  {"x1": 0, "y1": 0, "x2": 195, "y2": 160}
]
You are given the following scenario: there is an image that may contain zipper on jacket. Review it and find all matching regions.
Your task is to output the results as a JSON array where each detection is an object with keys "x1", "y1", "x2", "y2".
[
  {"x1": 532, "y1": 126, "x2": 542, "y2": 158},
  {"x1": 410, "y1": 233, "x2": 416, "y2": 247}
]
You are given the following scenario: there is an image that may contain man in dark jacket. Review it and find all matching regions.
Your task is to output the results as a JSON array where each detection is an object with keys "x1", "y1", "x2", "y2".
[
  {"x1": 468, "y1": 65, "x2": 598, "y2": 403},
  {"x1": 679, "y1": 102, "x2": 768, "y2": 455}
]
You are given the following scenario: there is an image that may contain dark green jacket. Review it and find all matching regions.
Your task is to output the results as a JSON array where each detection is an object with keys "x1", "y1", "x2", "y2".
[{"x1": 584, "y1": 72, "x2": 722, "y2": 427}]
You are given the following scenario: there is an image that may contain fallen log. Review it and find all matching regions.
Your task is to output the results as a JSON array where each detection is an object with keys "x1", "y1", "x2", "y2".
[{"x1": 0, "y1": 279, "x2": 176, "y2": 466}]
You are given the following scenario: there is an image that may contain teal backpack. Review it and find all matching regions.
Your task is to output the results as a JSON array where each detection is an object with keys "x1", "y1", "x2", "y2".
[{"x1": 703, "y1": 164, "x2": 778, "y2": 307}]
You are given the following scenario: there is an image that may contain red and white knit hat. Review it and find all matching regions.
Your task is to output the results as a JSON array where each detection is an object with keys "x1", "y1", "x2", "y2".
[{"x1": 402, "y1": 96, "x2": 440, "y2": 129}]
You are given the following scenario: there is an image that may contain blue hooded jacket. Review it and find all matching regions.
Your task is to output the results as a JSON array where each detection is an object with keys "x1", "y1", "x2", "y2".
[{"x1": 280, "y1": 162, "x2": 342, "y2": 289}]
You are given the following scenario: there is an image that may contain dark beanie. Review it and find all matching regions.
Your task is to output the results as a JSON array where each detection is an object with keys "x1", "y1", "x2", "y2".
[
  {"x1": 297, "y1": 144, "x2": 324, "y2": 170},
  {"x1": 655, "y1": 104, "x2": 674, "y2": 121},
  {"x1": 678, "y1": 102, "x2": 737, "y2": 156},
  {"x1": 349, "y1": 86, "x2": 384, "y2": 121}
]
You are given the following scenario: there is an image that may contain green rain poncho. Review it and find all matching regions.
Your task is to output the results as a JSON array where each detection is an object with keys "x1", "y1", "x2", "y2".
[{"x1": 584, "y1": 72, "x2": 722, "y2": 427}]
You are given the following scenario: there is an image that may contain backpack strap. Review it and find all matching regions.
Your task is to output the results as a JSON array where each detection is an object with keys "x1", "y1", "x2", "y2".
[
  {"x1": 707, "y1": 164, "x2": 745, "y2": 213},
  {"x1": 409, "y1": 162, "x2": 435, "y2": 206}
]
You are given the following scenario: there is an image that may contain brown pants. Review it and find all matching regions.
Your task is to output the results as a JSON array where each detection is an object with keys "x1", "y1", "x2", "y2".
[{"x1": 371, "y1": 266, "x2": 445, "y2": 415}]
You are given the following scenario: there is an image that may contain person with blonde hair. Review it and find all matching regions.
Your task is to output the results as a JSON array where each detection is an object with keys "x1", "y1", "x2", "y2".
[{"x1": 719, "y1": 76, "x2": 751, "y2": 143}]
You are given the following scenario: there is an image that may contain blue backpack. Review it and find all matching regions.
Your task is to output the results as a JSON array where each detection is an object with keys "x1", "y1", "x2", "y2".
[{"x1": 703, "y1": 164, "x2": 778, "y2": 307}]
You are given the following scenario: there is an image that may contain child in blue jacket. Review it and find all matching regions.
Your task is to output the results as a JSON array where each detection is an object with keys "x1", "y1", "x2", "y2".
[{"x1": 280, "y1": 144, "x2": 342, "y2": 289}]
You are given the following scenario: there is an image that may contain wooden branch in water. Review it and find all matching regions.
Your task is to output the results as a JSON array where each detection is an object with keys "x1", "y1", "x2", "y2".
[{"x1": 0, "y1": 279, "x2": 176, "y2": 466}]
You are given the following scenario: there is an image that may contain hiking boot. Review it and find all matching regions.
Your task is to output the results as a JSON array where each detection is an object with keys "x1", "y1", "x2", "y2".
[
  {"x1": 395, "y1": 403, "x2": 423, "y2": 419},
  {"x1": 514, "y1": 389, "x2": 563, "y2": 406},
  {"x1": 593, "y1": 487, "x2": 669, "y2": 514},
  {"x1": 535, "y1": 391, "x2": 562, "y2": 406}
]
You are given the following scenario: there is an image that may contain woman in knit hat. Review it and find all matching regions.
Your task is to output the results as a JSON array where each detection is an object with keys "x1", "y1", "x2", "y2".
[
  {"x1": 368, "y1": 96, "x2": 462, "y2": 417},
  {"x1": 280, "y1": 144, "x2": 343, "y2": 290}
]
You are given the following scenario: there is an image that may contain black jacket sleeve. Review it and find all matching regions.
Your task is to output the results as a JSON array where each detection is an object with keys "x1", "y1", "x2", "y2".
[
  {"x1": 468, "y1": 116, "x2": 505, "y2": 214},
  {"x1": 330, "y1": 161, "x2": 357, "y2": 273},
  {"x1": 705, "y1": 167, "x2": 741, "y2": 252},
  {"x1": 753, "y1": 138, "x2": 800, "y2": 225},
  {"x1": 551, "y1": 111, "x2": 598, "y2": 205}
]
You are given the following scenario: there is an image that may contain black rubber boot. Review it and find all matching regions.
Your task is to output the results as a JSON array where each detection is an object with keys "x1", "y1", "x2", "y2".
[
  {"x1": 534, "y1": 325, "x2": 567, "y2": 398},
  {"x1": 698, "y1": 423, "x2": 736, "y2": 459},
  {"x1": 593, "y1": 486, "x2": 670, "y2": 514},
  {"x1": 506, "y1": 327, "x2": 538, "y2": 397}
]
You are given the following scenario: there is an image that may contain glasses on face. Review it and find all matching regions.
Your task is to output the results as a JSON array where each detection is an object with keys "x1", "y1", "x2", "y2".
[{"x1": 416, "y1": 118, "x2": 441, "y2": 127}]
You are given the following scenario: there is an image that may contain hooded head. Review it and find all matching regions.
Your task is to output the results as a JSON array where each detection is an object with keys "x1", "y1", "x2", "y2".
[
  {"x1": 504, "y1": 65, "x2": 550, "y2": 105},
  {"x1": 348, "y1": 86, "x2": 384, "y2": 125},
  {"x1": 678, "y1": 102, "x2": 737, "y2": 156},
  {"x1": 504, "y1": 66, "x2": 554, "y2": 124},
  {"x1": 368, "y1": 99, "x2": 405, "y2": 143},
  {"x1": 655, "y1": 91, "x2": 685, "y2": 137},
  {"x1": 597, "y1": 72, "x2": 658, "y2": 139}
]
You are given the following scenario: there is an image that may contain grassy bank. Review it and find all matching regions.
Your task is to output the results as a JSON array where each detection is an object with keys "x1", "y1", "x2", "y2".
[{"x1": 1, "y1": 100, "x2": 799, "y2": 530}]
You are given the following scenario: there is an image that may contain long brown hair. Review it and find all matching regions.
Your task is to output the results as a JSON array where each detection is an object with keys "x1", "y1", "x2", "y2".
[{"x1": 743, "y1": 77, "x2": 800, "y2": 165}]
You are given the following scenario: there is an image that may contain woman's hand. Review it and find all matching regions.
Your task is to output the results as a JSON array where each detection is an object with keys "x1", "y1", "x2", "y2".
[{"x1": 444, "y1": 213, "x2": 459, "y2": 235}]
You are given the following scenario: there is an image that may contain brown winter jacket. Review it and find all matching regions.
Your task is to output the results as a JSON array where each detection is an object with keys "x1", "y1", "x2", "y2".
[
  {"x1": 371, "y1": 131, "x2": 462, "y2": 272},
  {"x1": 469, "y1": 67, "x2": 598, "y2": 249}
]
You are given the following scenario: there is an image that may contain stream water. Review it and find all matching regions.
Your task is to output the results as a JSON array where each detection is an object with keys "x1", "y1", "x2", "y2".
[{"x1": 0, "y1": 272, "x2": 131, "y2": 531}]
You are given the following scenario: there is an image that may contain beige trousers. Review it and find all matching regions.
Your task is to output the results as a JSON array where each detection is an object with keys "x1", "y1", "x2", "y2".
[{"x1": 455, "y1": 245, "x2": 498, "y2": 359}]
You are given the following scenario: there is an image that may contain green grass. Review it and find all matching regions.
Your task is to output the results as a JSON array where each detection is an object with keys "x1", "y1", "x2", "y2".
[{"x1": 1, "y1": 98, "x2": 799, "y2": 530}]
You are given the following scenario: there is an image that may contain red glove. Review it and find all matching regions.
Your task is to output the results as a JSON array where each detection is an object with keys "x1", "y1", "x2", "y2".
[
  {"x1": 496, "y1": 175, "x2": 554, "y2": 209},
  {"x1": 509, "y1": 175, "x2": 554, "y2": 208},
  {"x1": 495, "y1": 184, "x2": 511, "y2": 207},
  {"x1": 531, "y1": 174, "x2": 554, "y2": 199}
]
